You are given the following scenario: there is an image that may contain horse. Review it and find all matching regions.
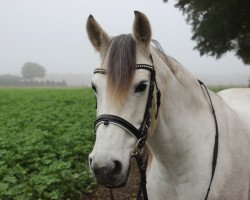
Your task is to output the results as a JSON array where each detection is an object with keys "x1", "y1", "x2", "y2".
[{"x1": 86, "y1": 11, "x2": 250, "y2": 200}]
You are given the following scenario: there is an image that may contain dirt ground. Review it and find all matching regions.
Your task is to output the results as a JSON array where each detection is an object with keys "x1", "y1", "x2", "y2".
[{"x1": 82, "y1": 159, "x2": 140, "y2": 200}]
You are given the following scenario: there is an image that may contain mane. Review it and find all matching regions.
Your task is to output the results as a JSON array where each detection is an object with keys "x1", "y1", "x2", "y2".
[
  {"x1": 152, "y1": 39, "x2": 199, "y2": 86},
  {"x1": 104, "y1": 34, "x2": 137, "y2": 102},
  {"x1": 151, "y1": 39, "x2": 179, "y2": 74}
]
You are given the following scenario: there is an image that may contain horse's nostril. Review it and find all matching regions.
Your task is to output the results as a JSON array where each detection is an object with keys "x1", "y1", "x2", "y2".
[{"x1": 113, "y1": 160, "x2": 122, "y2": 175}]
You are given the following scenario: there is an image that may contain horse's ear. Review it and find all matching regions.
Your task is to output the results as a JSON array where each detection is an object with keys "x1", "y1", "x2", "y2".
[
  {"x1": 133, "y1": 11, "x2": 152, "y2": 48},
  {"x1": 86, "y1": 15, "x2": 110, "y2": 52}
]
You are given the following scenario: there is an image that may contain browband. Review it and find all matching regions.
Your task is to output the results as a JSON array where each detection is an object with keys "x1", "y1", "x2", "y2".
[{"x1": 94, "y1": 64, "x2": 155, "y2": 74}]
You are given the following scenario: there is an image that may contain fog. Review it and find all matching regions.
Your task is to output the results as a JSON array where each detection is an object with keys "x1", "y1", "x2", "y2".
[{"x1": 0, "y1": 0, "x2": 250, "y2": 85}]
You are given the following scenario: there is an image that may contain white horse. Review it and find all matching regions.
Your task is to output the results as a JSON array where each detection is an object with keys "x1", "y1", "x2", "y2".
[{"x1": 86, "y1": 11, "x2": 250, "y2": 200}]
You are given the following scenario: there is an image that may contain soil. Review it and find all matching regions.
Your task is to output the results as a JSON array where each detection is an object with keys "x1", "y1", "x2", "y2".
[{"x1": 82, "y1": 159, "x2": 140, "y2": 200}]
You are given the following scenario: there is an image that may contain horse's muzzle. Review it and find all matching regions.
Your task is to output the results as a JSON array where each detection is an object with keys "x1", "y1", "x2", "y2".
[{"x1": 89, "y1": 156, "x2": 130, "y2": 187}]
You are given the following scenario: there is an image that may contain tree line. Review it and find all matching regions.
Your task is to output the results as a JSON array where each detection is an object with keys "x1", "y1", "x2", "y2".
[{"x1": 0, "y1": 62, "x2": 67, "y2": 87}]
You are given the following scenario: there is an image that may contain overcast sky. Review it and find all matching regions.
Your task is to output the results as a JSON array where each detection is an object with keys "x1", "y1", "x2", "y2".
[{"x1": 1, "y1": 0, "x2": 250, "y2": 77}]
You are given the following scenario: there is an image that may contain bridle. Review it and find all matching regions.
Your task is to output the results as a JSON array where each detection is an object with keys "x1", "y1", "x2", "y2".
[
  {"x1": 93, "y1": 54, "x2": 219, "y2": 200},
  {"x1": 94, "y1": 54, "x2": 160, "y2": 200}
]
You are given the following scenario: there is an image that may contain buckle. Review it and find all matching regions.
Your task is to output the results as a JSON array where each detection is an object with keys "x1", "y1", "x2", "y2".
[{"x1": 132, "y1": 138, "x2": 145, "y2": 157}]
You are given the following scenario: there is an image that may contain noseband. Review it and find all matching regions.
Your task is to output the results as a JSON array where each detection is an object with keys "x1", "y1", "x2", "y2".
[{"x1": 93, "y1": 54, "x2": 219, "y2": 200}]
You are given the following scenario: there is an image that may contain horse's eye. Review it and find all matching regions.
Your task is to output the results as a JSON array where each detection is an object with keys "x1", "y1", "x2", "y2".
[{"x1": 135, "y1": 81, "x2": 148, "y2": 93}]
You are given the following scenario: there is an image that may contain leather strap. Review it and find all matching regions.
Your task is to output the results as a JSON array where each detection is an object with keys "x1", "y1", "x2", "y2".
[
  {"x1": 95, "y1": 114, "x2": 141, "y2": 140},
  {"x1": 135, "y1": 154, "x2": 148, "y2": 200},
  {"x1": 198, "y1": 80, "x2": 219, "y2": 200}
]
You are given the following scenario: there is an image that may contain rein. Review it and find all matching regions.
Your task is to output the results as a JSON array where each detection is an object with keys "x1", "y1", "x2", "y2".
[
  {"x1": 93, "y1": 55, "x2": 219, "y2": 200},
  {"x1": 198, "y1": 80, "x2": 219, "y2": 200}
]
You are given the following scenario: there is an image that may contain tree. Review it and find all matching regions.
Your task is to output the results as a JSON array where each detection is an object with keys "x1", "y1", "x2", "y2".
[
  {"x1": 21, "y1": 62, "x2": 46, "y2": 80},
  {"x1": 164, "y1": 0, "x2": 250, "y2": 64}
]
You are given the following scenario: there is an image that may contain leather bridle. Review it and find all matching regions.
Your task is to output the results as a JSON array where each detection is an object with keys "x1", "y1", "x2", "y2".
[
  {"x1": 92, "y1": 54, "x2": 219, "y2": 200},
  {"x1": 94, "y1": 54, "x2": 160, "y2": 200}
]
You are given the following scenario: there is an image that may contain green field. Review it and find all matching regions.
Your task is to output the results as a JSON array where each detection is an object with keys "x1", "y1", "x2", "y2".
[
  {"x1": 0, "y1": 88, "x2": 96, "y2": 200},
  {"x1": 0, "y1": 87, "x2": 226, "y2": 200}
]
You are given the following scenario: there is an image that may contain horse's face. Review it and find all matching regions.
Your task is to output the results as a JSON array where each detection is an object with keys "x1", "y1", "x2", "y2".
[
  {"x1": 86, "y1": 11, "x2": 152, "y2": 187},
  {"x1": 89, "y1": 68, "x2": 151, "y2": 187}
]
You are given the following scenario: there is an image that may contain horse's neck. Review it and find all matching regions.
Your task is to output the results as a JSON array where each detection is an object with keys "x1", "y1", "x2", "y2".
[{"x1": 147, "y1": 52, "x2": 215, "y2": 198}]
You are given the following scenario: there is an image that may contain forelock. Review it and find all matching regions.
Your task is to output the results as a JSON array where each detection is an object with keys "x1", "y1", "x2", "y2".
[{"x1": 104, "y1": 34, "x2": 137, "y2": 102}]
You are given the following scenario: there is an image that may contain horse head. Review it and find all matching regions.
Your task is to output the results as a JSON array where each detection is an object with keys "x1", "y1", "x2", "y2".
[{"x1": 86, "y1": 11, "x2": 158, "y2": 188}]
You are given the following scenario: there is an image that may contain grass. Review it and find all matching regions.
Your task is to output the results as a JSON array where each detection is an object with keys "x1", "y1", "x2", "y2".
[
  {"x1": 209, "y1": 86, "x2": 229, "y2": 93},
  {"x1": 0, "y1": 88, "x2": 96, "y2": 200}
]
